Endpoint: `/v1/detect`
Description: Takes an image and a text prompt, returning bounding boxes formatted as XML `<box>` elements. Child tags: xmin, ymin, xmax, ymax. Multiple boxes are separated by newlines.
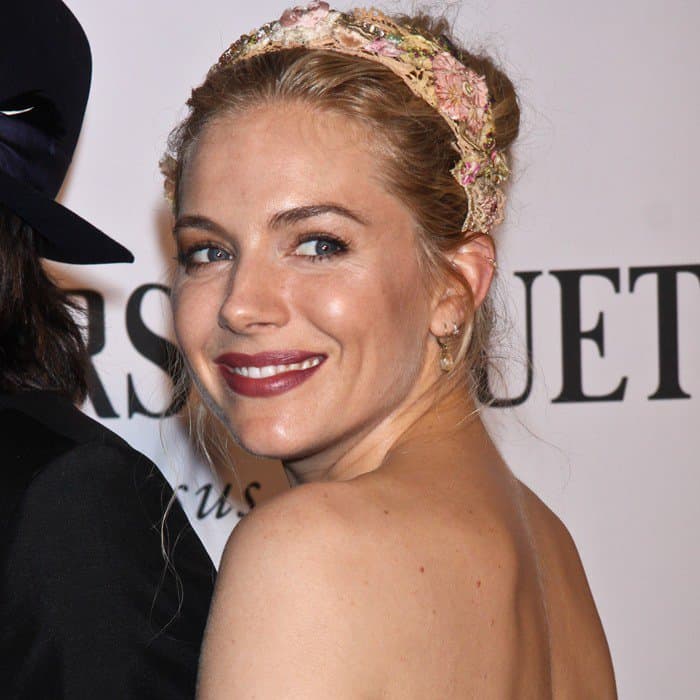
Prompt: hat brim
<box><xmin>0</xmin><ymin>169</ymin><xmax>133</xmax><ymax>264</ymax></box>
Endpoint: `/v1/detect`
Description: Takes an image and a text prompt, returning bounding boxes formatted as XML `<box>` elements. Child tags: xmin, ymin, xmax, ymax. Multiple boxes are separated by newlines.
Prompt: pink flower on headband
<box><xmin>363</xmin><ymin>37</ymin><xmax>405</xmax><ymax>57</ymax></box>
<box><xmin>455</xmin><ymin>160</ymin><xmax>482</xmax><ymax>185</ymax></box>
<box><xmin>280</xmin><ymin>1</ymin><xmax>330</xmax><ymax>28</ymax></box>
<box><xmin>433</xmin><ymin>52</ymin><xmax>490</xmax><ymax>135</ymax></box>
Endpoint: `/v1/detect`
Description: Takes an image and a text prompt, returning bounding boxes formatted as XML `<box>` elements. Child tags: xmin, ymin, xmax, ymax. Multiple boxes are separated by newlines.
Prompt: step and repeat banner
<box><xmin>53</xmin><ymin>1</ymin><xmax>698</xmax><ymax>697</ymax></box>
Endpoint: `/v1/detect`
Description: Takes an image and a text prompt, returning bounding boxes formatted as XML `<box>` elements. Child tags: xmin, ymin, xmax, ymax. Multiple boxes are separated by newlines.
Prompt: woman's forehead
<box><xmin>180</xmin><ymin>103</ymin><xmax>398</xmax><ymax>219</ymax></box>
<box><xmin>197</xmin><ymin>101</ymin><xmax>375</xmax><ymax>162</ymax></box>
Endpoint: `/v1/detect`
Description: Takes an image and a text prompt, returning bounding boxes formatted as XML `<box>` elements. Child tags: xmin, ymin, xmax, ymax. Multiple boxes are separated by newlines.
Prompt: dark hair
<box><xmin>0</xmin><ymin>204</ymin><xmax>88</xmax><ymax>402</ymax></box>
<box><xmin>161</xmin><ymin>11</ymin><xmax>520</xmax><ymax>399</ymax></box>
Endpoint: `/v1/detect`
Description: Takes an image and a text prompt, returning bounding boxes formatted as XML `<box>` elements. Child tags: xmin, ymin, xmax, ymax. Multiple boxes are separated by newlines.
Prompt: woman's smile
<box><xmin>215</xmin><ymin>350</ymin><xmax>327</xmax><ymax>397</ymax></box>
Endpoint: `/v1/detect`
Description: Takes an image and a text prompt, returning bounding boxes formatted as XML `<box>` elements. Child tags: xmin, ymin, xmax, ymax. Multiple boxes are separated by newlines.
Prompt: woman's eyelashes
<box><xmin>292</xmin><ymin>233</ymin><xmax>349</xmax><ymax>262</ymax></box>
<box><xmin>176</xmin><ymin>232</ymin><xmax>350</xmax><ymax>270</ymax></box>
<box><xmin>177</xmin><ymin>242</ymin><xmax>232</xmax><ymax>270</ymax></box>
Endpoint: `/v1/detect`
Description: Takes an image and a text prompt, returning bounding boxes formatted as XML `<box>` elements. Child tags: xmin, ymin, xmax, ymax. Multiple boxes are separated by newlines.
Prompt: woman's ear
<box><xmin>451</xmin><ymin>233</ymin><xmax>496</xmax><ymax>310</ymax></box>
<box><xmin>429</xmin><ymin>233</ymin><xmax>496</xmax><ymax>338</ymax></box>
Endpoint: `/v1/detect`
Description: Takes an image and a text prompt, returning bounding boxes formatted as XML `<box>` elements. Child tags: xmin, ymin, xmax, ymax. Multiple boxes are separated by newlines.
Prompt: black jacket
<box><xmin>0</xmin><ymin>391</ymin><xmax>215</xmax><ymax>698</ymax></box>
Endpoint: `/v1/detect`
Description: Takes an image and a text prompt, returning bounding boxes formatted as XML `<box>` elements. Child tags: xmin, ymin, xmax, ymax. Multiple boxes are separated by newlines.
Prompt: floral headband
<box><xmin>218</xmin><ymin>2</ymin><xmax>509</xmax><ymax>235</ymax></box>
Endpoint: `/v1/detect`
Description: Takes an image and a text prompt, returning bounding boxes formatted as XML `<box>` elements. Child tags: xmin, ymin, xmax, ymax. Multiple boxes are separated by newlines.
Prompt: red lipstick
<box><xmin>214</xmin><ymin>350</ymin><xmax>326</xmax><ymax>398</ymax></box>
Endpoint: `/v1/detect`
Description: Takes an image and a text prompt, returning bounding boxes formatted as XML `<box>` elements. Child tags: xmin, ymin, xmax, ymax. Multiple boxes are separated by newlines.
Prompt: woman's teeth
<box><xmin>227</xmin><ymin>356</ymin><xmax>323</xmax><ymax>378</ymax></box>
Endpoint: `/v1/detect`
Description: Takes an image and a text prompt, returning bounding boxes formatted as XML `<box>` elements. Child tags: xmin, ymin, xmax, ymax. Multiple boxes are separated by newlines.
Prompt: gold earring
<box><xmin>437</xmin><ymin>337</ymin><xmax>454</xmax><ymax>372</ymax></box>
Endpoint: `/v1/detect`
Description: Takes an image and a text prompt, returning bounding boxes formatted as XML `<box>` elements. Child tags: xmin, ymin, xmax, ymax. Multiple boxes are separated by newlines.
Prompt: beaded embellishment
<box><xmin>218</xmin><ymin>2</ymin><xmax>510</xmax><ymax>235</ymax></box>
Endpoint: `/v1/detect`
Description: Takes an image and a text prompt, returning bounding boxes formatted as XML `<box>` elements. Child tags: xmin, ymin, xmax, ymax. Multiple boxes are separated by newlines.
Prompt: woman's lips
<box><xmin>214</xmin><ymin>350</ymin><xmax>327</xmax><ymax>398</ymax></box>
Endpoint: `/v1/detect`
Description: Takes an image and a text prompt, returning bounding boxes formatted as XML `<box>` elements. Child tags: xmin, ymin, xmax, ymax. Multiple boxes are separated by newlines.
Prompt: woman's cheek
<box><xmin>172</xmin><ymin>279</ymin><xmax>217</xmax><ymax>358</ymax></box>
<box><xmin>292</xmin><ymin>266</ymin><xmax>370</xmax><ymax>325</ymax></box>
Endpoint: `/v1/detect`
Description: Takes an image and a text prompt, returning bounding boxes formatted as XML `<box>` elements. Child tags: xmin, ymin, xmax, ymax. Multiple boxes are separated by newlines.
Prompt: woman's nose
<box><xmin>217</xmin><ymin>253</ymin><xmax>289</xmax><ymax>334</ymax></box>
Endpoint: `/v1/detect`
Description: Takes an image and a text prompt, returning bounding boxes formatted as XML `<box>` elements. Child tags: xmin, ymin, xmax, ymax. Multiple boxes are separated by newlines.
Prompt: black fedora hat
<box><xmin>0</xmin><ymin>0</ymin><xmax>133</xmax><ymax>264</ymax></box>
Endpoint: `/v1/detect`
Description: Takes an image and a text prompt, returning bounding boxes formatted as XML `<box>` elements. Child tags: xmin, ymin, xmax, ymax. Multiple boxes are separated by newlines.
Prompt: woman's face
<box><xmin>172</xmin><ymin>101</ymin><xmax>442</xmax><ymax>463</ymax></box>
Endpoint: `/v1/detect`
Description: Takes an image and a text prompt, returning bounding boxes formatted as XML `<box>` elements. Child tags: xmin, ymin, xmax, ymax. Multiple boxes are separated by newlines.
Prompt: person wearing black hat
<box><xmin>0</xmin><ymin>2</ymin><xmax>215</xmax><ymax>697</ymax></box>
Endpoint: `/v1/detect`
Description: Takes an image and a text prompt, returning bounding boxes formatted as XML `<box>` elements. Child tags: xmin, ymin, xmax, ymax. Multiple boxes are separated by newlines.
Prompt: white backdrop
<box><xmin>52</xmin><ymin>1</ymin><xmax>700</xmax><ymax>697</ymax></box>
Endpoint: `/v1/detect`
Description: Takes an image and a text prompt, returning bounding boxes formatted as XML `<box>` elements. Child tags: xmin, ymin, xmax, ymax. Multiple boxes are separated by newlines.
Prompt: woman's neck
<box><xmin>283</xmin><ymin>383</ymin><xmax>486</xmax><ymax>486</ymax></box>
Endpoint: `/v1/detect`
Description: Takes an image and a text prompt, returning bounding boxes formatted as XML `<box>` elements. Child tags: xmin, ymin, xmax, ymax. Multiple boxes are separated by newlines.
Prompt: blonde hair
<box><xmin>161</xmin><ymin>11</ymin><xmax>520</xmax><ymax>400</ymax></box>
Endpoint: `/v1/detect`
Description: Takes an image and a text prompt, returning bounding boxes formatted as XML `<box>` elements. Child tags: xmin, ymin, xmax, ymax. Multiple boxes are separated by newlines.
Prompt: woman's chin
<box><xmin>235</xmin><ymin>441</ymin><xmax>315</xmax><ymax>465</ymax></box>
<box><xmin>229</xmin><ymin>420</ymin><xmax>320</xmax><ymax>463</ymax></box>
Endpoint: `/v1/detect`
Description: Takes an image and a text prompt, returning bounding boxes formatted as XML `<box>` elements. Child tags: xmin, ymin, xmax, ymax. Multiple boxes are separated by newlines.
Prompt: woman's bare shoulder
<box><xmin>214</xmin><ymin>481</ymin><xmax>372</xmax><ymax>621</ymax></box>
<box><xmin>199</xmin><ymin>483</ymin><xmax>387</xmax><ymax>698</ymax></box>
<box><xmin>519</xmin><ymin>482</ymin><xmax>603</xmax><ymax>599</ymax></box>
<box><xmin>201</xmin><ymin>480</ymin><xmax>525</xmax><ymax>697</ymax></box>
<box><xmin>519</xmin><ymin>482</ymin><xmax>618</xmax><ymax>698</ymax></box>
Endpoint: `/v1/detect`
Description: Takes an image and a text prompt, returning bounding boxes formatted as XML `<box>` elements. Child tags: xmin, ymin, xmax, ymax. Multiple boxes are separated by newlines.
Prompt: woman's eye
<box><xmin>188</xmin><ymin>247</ymin><xmax>231</xmax><ymax>265</ymax></box>
<box><xmin>294</xmin><ymin>237</ymin><xmax>346</xmax><ymax>259</ymax></box>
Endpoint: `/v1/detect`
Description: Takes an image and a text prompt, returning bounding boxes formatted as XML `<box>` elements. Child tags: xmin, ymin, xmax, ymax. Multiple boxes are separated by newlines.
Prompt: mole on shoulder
<box><xmin>419</xmin><ymin>566</ymin><xmax>425</xmax><ymax>573</ymax></box>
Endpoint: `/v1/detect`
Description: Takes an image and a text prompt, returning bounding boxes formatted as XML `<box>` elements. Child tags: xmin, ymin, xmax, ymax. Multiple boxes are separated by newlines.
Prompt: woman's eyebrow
<box><xmin>268</xmin><ymin>204</ymin><xmax>368</xmax><ymax>229</ymax></box>
<box><xmin>172</xmin><ymin>214</ymin><xmax>227</xmax><ymax>236</ymax></box>
<box><xmin>173</xmin><ymin>205</ymin><xmax>368</xmax><ymax>237</ymax></box>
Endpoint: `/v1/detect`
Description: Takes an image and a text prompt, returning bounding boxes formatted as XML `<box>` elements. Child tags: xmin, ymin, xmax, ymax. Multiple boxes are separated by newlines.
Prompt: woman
<box><xmin>163</xmin><ymin>4</ymin><xmax>617</xmax><ymax>696</ymax></box>
<box><xmin>0</xmin><ymin>2</ymin><xmax>214</xmax><ymax>697</ymax></box>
